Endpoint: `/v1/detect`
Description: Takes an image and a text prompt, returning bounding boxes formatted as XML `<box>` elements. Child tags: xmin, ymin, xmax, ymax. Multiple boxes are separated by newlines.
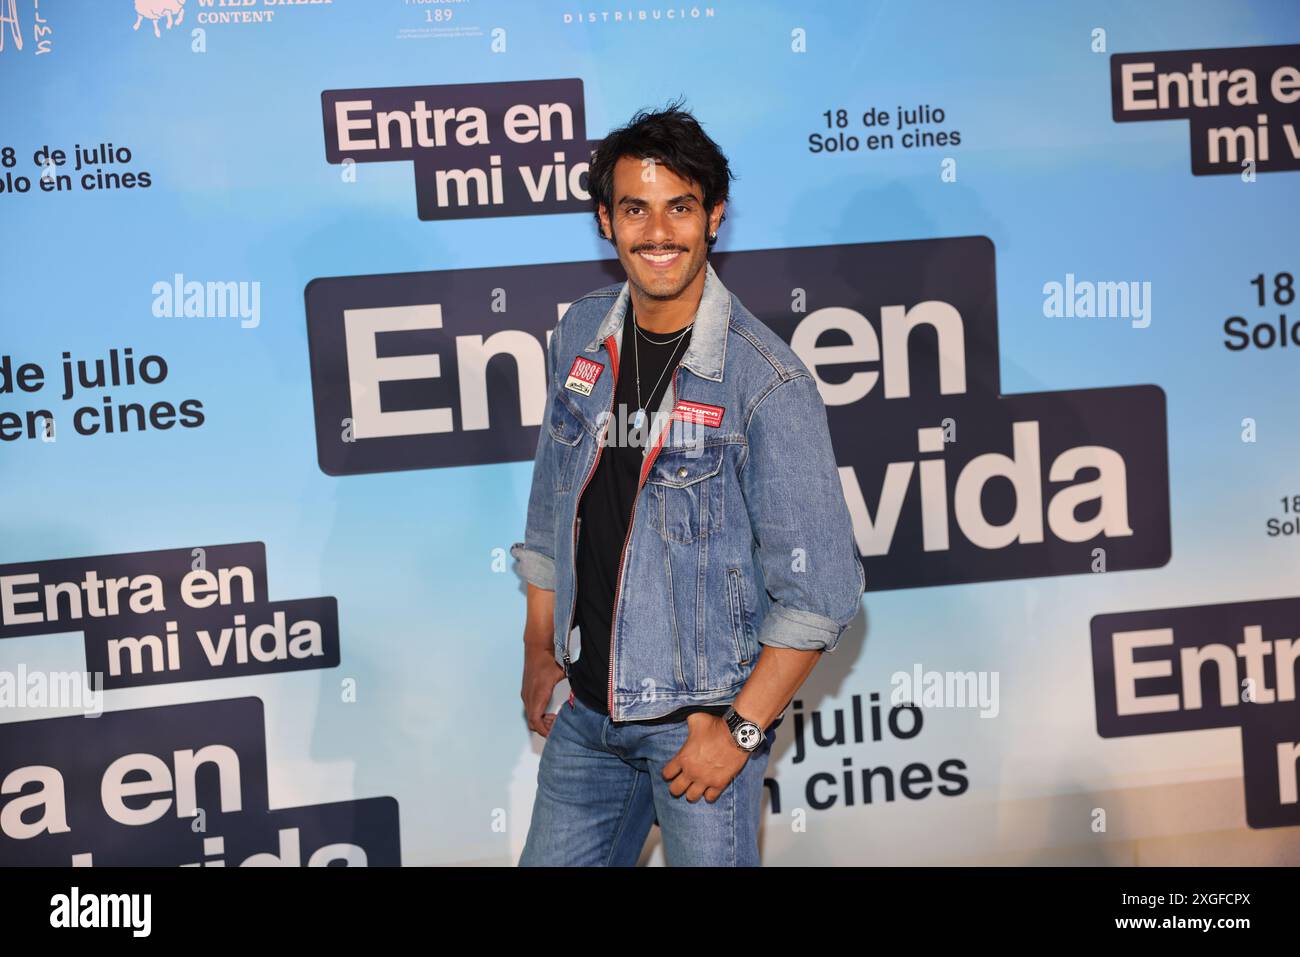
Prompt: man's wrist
<box><xmin>731</xmin><ymin>697</ymin><xmax>777</xmax><ymax>732</ymax></box>
<box><xmin>701</xmin><ymin>713</ymin><xmax>750</xmax><ymax>755</ymax></box>
<box><xmin>722</xmin><ymin>705</ymin><xmax>764</xmax><ymax>752</ymax></box>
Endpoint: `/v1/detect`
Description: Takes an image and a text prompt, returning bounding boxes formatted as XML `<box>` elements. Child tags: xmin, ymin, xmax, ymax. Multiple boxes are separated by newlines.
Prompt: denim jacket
<box><xmin>511</xmin><ymin>259</ymin><xmax>865</xmax><ymax>721</ymax></box>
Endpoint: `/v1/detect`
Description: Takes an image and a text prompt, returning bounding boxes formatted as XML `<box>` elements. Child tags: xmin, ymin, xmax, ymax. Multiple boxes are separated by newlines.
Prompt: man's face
<box><xmin>598</xmin><ymin>155</ymin><xmax>723</xmax><ymax>301</ymax></box>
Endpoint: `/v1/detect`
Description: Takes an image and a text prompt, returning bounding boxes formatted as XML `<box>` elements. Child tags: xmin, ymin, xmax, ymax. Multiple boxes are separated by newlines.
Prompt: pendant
<box><xmin>632</xmin><ymin>408</ymin><xmax>646</xmax><ymax>429</ymax></box>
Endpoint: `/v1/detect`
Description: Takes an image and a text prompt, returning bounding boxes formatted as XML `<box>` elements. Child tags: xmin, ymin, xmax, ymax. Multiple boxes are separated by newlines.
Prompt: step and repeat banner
<box><xmin>1</xmin><ymin>1</ymin><xmax>1298</xmax><ymax>866</ymax></box>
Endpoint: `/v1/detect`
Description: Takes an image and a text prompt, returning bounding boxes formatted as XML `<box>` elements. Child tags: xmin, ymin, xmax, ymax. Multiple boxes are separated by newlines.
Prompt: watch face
<box><xmin>734</xmin><ymin>721</ymin><xmax>762</xmax><ymax>751</ymax></box>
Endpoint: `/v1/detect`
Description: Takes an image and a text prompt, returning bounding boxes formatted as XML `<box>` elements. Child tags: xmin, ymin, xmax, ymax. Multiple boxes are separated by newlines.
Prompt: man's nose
<box><xmin>644</xmin><ymin>208</ymin><xmax>675</xmax><ymax>244</ymax></box>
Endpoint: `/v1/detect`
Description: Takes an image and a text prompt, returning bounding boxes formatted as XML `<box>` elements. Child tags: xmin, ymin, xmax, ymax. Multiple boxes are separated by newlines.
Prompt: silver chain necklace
<box><xmin>631</xmin><ymin>311</ymin><xmax>692</xmax><ymax>431</ymax></box>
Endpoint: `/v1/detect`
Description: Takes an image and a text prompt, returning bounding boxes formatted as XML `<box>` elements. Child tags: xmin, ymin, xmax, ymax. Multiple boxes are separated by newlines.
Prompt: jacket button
<box><xmin>677</xmin><ymin>466</ymin><xmax>689</xmax><ymax>478</ymax></box>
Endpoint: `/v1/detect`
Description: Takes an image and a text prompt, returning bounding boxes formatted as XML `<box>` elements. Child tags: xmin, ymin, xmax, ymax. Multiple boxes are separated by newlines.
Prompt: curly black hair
<box><xmin>587</xmin><ymin>95</ymin><xmax>735</xmax><ymax>249</ymax></box>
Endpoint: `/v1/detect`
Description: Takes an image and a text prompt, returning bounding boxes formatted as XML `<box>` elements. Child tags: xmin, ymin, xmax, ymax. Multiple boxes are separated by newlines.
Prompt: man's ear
<box><xmin>709</xmin><ymin>200</ymin><xmax>726</xmax><ymax>234</ymax></box>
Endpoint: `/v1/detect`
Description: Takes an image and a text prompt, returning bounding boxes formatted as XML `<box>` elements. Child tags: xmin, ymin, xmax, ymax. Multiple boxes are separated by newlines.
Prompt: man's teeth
<box><xmin>639</xmin><ymin>251</ymin><xmax>680</xmax><ymax>263</ymax></box>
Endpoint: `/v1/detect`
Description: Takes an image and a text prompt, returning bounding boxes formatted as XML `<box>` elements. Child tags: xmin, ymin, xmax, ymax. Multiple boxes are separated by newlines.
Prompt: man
<box><xmin>511</xmin><ymin>101</ymin><xmax>864</xmax><ymax>866</ymax></box>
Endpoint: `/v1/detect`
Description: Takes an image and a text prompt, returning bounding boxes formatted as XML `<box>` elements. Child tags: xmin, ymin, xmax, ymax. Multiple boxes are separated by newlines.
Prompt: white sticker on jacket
<box><xmin>564</xmin><ymin>356</ymin><xmax>604</xmax><ymax>396</ymax></box>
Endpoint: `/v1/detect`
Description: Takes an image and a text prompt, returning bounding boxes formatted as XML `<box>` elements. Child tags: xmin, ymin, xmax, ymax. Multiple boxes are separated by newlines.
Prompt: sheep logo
<box><xmin>133</xmin><ymin>0</ymin><xmax>186</xmax><ymax>39</ymax></box>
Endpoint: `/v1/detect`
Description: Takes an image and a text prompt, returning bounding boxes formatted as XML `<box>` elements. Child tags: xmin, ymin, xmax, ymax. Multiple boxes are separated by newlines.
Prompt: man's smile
<box><xmin>636</xmin><ymin>249</ymin><xmax>685</xmax><ymax>268</ymax></box>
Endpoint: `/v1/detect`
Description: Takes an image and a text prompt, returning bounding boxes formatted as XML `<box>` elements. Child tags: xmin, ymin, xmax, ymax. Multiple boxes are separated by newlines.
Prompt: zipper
<box><xmin>564</xmin><ymin>333</ymin><xmax>621</xmax><ymax>679</ymax></box>
<box><xmin>608</xmin><ymin>363</ymin><xmax>682</xmax><ymax>718</ymax></box>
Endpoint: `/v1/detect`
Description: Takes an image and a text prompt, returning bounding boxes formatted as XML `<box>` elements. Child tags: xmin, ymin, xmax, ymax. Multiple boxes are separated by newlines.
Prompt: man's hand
<box><xmin>520</xmin><ymin>582</ymin><xmax>561</xmax><ymax>737</ymax></box>
<box><xmin>661</xmin><ymin>713</ymin><xmax>750</xmax><ymax>802</ymax></box>
<box><xmin>521</xmin><ymin>642</ymin><xmax>565</xmax><ymax>737</ymax></box>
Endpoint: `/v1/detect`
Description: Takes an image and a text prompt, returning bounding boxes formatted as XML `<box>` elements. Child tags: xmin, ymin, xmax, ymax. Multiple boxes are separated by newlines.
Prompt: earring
<box><xmin>709</xmin><ymin>232</ymin><xmax>717</xmax><ymax>240</ymax></box>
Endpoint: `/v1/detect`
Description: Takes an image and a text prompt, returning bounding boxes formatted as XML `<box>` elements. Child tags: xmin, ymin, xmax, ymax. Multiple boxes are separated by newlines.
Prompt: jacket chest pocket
<box><xmin>547</xmin><ymin>394</ymin><xmax>586</xmax><ymax>492</ymax></box>
<box><xmin>646</xmin><ymin>444</ymin><xmax>725</xmax><ymax>543</ymax></box>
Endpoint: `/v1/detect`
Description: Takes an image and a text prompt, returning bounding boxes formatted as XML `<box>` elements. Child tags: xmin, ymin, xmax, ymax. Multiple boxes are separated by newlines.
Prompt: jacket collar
<box><xmin>582</xmin><ymin>259</ymin><xmax>731</xmax><ymax>382</ymax></box>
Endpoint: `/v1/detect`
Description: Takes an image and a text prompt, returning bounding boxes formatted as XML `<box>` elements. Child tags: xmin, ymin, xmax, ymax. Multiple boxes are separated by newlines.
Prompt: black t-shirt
<box><xmin>569</xmin><ymin>309</ymin><xmax>730</xmax><ymax>725</ymax></box>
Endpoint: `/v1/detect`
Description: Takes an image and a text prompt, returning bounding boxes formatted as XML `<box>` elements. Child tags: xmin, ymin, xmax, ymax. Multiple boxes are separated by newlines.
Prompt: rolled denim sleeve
<box><xmin>509</xmin><ymin>317</ymin><xmax>564</xmax><ymax>591</ymax></box>
<box><xmin>739</xmin><ymin>371</ymin><xmax>865</xmax><ymax>654</ymax></box>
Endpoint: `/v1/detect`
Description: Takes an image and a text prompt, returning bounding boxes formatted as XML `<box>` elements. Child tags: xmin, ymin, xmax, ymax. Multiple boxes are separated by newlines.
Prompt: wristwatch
<box><xmin>723</xmin><ymin>705</ymin><xmax>763</xmax><ymax>752</ymax></box>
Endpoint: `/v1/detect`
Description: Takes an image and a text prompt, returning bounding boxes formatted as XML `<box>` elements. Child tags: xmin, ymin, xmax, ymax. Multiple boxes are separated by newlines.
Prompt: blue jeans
<box><xmin>519</xmin><ymin>692</ymin><xmax>777</xmax><ymax>866</ymax></box>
